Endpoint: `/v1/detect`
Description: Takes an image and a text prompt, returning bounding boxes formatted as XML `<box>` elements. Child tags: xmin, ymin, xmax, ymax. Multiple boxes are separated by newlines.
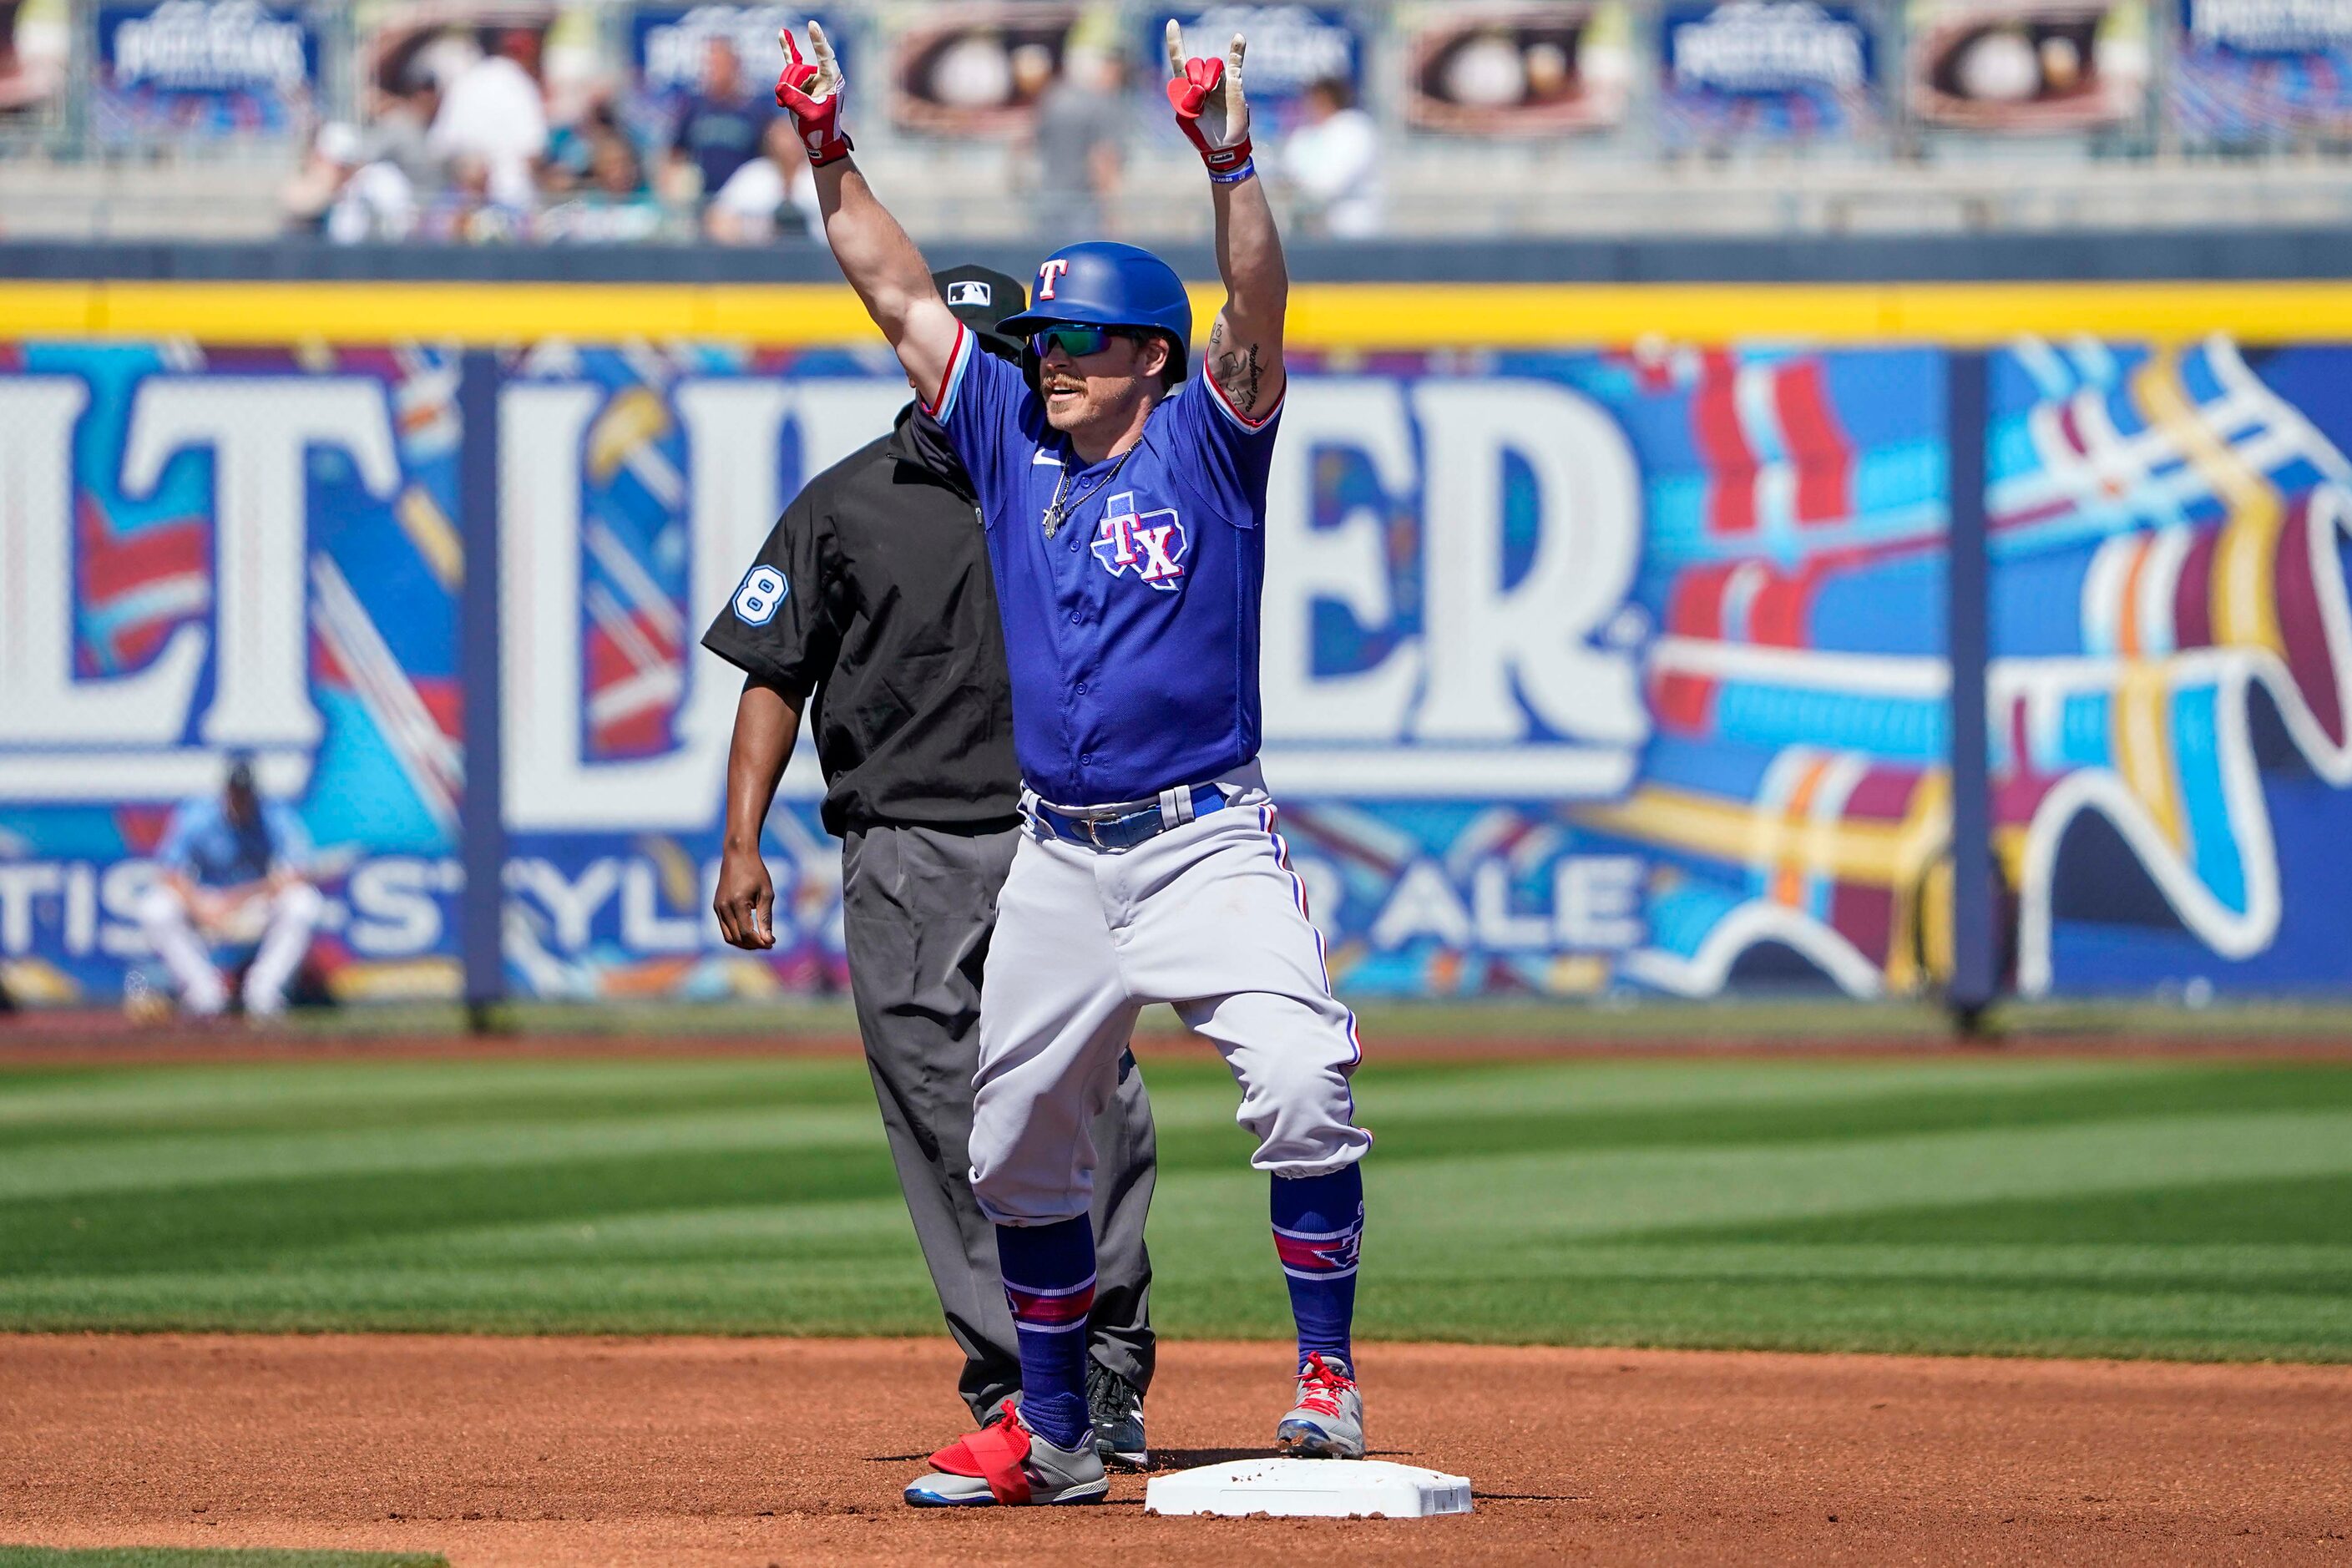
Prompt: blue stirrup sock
<box><xmin>994</xmin><ymin>1216</ymin><xmax>1095</xmax><ymax>1451</ymax></box>
<box><xmin>1271</xmin><ymin>1164</ymin><xmax>1363</xmax><ymax>1373</ymax></box>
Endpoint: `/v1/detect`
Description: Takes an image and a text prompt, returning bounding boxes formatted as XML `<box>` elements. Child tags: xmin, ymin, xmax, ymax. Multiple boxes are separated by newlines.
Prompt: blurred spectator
<box><xmin>668</xmin><ymin>38</ymin><xmax>772</xmax><ymax>202</ymax></box>
<box><xmin>281</xmin><ymin>122</ymin><xmax>417</xmax><ymax>243</ymax></box>
<box><xmin>544</xmin><ymin>96</ymin><xmax>624</xmax><ymax>201</ymax></box>
<box><xmin>136</xmin><ymin>754</ymin><xmax>321</xmax><ymax>1020</ymax></box>
<box><xmin>541</xmin><ymin>125</ymin><xmax>665</xmax><ymax>243</ymax></box>
<box><xmin>1282</xmin><ymin>75</ymin><xmax>1382</xmax><ymax>238</ymax></box>
<box><xmin>706</xmin><ymin>116</ymin><xmax>820</xmax><ymax>245</ymax></box>
<box><xmin>362</xmin><ymin>73</ymin><xmax>438</xmax><ymax>187</ymax></box>
<box><xmin>1029</xmin><ymin>44</ymin><xmax>1125</xmax><ymax>238</ymax></box>
<box><xmin>419</xmin><ymin>154</ymin><xmax>528</xmax><ymax>244</ymax></box>
<box><xmin>425</xmin><ymin>28</ymin><xmax>548</xmax><ymax>209</ymax></box>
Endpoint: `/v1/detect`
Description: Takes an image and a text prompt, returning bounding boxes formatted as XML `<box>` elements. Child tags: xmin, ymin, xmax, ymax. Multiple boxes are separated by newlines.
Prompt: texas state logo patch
<box><xmin>1090</xmin><ymin>492</ymin><xmax>1188</xmax><ymax>591</ymax></box>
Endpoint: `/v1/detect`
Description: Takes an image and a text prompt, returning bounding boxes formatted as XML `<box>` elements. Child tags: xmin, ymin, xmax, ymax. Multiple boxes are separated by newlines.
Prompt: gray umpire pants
<box><xmin>840</xmin><ymin>821</ymin><xmax>1157</xmax><ymax>1422</ymax></box>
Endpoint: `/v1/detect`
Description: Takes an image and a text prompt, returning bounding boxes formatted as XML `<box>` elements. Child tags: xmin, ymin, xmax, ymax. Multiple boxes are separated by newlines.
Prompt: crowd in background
<box><xmin>281</xmin><ymin>25</ymin><xmax>1379</xmax><ymax>246</ymax></box>
<box><xmin>282</xmin><ymin>30</ymin><xmax>822</xmax><ymax>245</ymax></box>
<box><xmin>14</xmin><ymin>0</ymin><xmax>2348</xmax><ymax>247</ymax></box>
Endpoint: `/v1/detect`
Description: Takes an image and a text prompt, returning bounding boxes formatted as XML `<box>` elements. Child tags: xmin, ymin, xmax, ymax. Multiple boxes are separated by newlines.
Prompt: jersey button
<box><xmin>1069</xmin><ymin>612</ymin><xmax>1080</xmax><ymax>623</ymax></box>
<box><xmin>1075</xmin><ymin>683</ymin><xmax>1087</xmax><ymax>694</ymax></box>
<box><xmin>1080</xmin><ymin>754</ymin><xmax>1092</xmax><ymax>766</ymax></box>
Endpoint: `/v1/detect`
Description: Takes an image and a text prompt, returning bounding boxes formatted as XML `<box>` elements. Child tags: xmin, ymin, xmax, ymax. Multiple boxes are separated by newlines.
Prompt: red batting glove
<box><xmin>1165</xmin><ymin>23</ymin><xmax>1254</xmax><ymax>180</ymax></box>
<box><xmin>775</xmin><ymin>23</ymin><xmax>852</xmax><ymax>167</ymax></box>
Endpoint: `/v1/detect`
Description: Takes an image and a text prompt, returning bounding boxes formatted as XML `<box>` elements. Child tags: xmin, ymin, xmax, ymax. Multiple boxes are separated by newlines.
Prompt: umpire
<box><xmin>701</xmin><ymin>265</ymin><xmax>1156</xmax><ymax>1467</ymax></box>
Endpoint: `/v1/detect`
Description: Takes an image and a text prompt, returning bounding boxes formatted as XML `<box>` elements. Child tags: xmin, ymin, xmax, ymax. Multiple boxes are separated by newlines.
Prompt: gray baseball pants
<box><xmin>840</xmin><ymin>821</ymin><xmax>1157</xmax><ymax>1422</ymax></box>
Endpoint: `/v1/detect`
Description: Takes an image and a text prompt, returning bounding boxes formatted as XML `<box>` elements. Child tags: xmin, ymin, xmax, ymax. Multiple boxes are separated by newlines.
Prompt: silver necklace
<box><xmin>1041</xmin><ymin>444</ymin><xmax>1138</xmax><ymax>539</ymax></box>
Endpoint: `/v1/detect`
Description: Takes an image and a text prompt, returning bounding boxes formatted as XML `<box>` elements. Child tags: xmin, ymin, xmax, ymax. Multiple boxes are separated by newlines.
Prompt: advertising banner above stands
<box><xmin>1144</xmin><ymin>5</ymin><xmax>1365</xmax><ymax>130</ymax></box>
<box><xmin>2170</xmin><ymin>0</ymin><xmax>2352</xmax><ymax>144</ymax></box>
<box><xmin>628</xmin><ymin>2</ymin><xmax>852</xmax><ymax>119</ymax></box>
<box><xmin>1657</xmin><ymin>0</ymin><xmax>1882</xmax><ymax>148</ymax></box>
<box><xmin>1399</xmin><ymin>2</ymin><xmax>1634</xmax><ymax>133</ymax></box>
<box><xmin>0</xmin><ymin>0</ymin><xmax>68</xmax><ymax>125</ymax></box>
<box><xmin>3</xmin><ymin>287</ymin><xmax>2351</xmax><ymax>1007</ymax></box>
<box><xmin>1905</xmin><ymin>0</ymin><xmax>2150</xmax><ymax>133</ymax></box>
<box><xmin>884</xmin><ymin>0</ymin><xmax>1097</xmax><ymax>137</ymax></box>
<box><xmin>94</xmin><ymin>0</ymin><xmax>319</xmax><ymax>142</ymax></box>
<box><xmin>358</xmin><ymin>2</ymin><xmax>562</xmax><ymax>118</ymax></box>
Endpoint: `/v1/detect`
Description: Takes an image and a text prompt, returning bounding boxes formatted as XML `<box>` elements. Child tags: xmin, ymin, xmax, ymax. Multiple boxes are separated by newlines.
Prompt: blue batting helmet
<box><xmin>997</xmin><ymin>241</ymin><xmax>1192</xmax><ymax>377</ymax></box>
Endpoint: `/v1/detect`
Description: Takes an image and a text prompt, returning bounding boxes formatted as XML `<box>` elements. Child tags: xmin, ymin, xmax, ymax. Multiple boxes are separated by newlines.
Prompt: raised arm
<box><xmin>1167</xmin><ymin>23</ymin><xmax>1287</xmax><ymax>422</ymax></box>
<box><xmin>776</xmin><ymin>25</ymin><xmax>960</xmax><ymax>405</ymax></box>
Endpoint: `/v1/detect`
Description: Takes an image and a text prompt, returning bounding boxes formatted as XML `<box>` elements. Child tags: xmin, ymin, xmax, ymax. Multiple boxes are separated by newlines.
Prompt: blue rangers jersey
<box><xmin>926</xmin><ymin>323</ymin><xmax>1284</xmax><ymax>807</ymax></box>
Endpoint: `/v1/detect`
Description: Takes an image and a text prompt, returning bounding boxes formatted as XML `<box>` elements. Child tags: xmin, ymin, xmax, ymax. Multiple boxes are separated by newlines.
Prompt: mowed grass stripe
<box><xmin>14</xmin><ymin>1060</ymin><xmax>2342</xmax><ymax>1206</ymax></box>
<box><xmin>0</xmin><ymin>1259</ymin><xmax>966</xmax><ymax>1337</ymax></box>
<box><xmin>1347</xmin><ymin>1110</ymin><xmax>2352</xmax><ymax>1252</ymax></box>
<box><xmin>8</xmin><ymin>1055</ymin><xmax>2330</xmax><ymax>1155</ymax></box>
<box><xmin>0</xmin><ymin>1060</ymin><xmax>878</xmax><ymax>1141</ymax></box>
<box><xmin>1</xmin><ymin>1056</ymin><xmax>2348</xmax><ymax>1360</ymax></box>
<box><xmin>0</xmin><ymin>1141</ymin><xmax>908</xmax><ymax>1272</ymax></box>
<box><xmin>0</xmin><ymin>1055</ymin><xmax>2216</xmax><ymax>1136</ymax></box>
<box><xmin>1336</xmin><ymin>1062</ymin><xmax>2352</xmax><ymax>1165</ymax></box>
<box><xmin>0</xmin><ymin>1105</ymin><xmax>892</xmax><ymax>1202</ymax></box>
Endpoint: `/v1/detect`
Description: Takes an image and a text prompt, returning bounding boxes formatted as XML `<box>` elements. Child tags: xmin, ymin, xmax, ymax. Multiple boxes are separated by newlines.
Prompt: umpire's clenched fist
<box><xmin>713</xmin><ymin>844</ymin><xmax>776</xmax><ymax>949</ymax></box>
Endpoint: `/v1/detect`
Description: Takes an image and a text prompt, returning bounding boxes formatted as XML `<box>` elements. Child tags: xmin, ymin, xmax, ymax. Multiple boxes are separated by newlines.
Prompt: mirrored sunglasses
<box><xmin>1030</xmin><ymin>324</ymin><xmax>1136</xmax><ymax>358</ymax></box>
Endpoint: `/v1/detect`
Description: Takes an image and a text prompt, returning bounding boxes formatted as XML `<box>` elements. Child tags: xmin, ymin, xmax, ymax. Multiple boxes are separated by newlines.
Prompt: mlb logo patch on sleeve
<box><xmin>945</xmin><ymin>281</ymin><xmax>993</xmax><ymax>307</ymax></box>
<box><xmin>733</xmin><ymin>564</ymin><xmax>787</xmax><ymax>625</ymax></box>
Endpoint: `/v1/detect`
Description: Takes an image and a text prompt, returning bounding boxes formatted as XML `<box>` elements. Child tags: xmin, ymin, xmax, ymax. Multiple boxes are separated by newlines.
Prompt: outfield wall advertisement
<box><xmin>3</xmin><ymin>301</ymin><xmax>2350</xmax><ymax>1005</ymax></box>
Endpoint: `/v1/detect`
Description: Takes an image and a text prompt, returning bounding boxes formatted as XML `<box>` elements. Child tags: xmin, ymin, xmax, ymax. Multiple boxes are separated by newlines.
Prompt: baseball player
<box><xmin>771</xmin><ymin>18</ymin><xmax>1371</xmax><ymax>1508</ymax></box>
<box><xmin>136</xmin><ymin>752</ymin><xmax>323</xmax><ymax>1019</ymax></box>
<box><xmin>701</xmin><ymin>265</ymin><xmax>1160</xmax><ymax>1469</ymax></box>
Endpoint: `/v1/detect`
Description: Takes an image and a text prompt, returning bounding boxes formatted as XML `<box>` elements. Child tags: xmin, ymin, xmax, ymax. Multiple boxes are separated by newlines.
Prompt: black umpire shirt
<box><xmin>701</xmin><ymin>406</ymin><xmax>1022</xmax><ymax>837</ymax></box>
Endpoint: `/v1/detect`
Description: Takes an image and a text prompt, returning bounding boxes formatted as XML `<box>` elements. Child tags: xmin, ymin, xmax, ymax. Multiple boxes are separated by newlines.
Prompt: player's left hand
<box><xmin>1166</xmin><ymin>23</ymin><xmax>1252</xmax><ymax>175</ymax></box>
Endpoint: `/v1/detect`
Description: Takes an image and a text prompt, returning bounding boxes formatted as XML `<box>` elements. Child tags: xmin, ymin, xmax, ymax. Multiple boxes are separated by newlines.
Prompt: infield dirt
<box><xmin>2</xmin><ymin>1335</ymin><xmax>2346</xmax><ymax>1565</ymax></box>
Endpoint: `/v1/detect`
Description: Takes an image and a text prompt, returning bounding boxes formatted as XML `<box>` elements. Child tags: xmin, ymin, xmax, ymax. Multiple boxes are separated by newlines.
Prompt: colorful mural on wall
<box><xmin>2</xmin><ymin>331</ymin><xmax>2348</xmax><ymax>1006</ymax></box>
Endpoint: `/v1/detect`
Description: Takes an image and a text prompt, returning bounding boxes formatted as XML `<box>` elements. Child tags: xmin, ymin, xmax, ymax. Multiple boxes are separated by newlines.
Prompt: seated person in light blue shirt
<box><xmin>137</xmin><ymin>753</ymin><xmax>322</xmax><ymax>1019</ymax></box>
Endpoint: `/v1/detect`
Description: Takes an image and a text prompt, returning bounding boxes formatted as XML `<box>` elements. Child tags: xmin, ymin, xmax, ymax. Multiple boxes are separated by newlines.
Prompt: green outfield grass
<box><xmin>2</xmin><ymin>1051</ymin><xmax>2349</xmax><ymax>1362</ymax></box>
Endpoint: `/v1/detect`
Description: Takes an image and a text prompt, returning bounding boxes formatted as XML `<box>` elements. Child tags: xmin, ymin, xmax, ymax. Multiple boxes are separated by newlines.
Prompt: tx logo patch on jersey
<box><xmin>1090</xmin><ymin>493</ymin><xmax>1187</xmax><ymax>591</ymax></box>
<box><xmin>731</xmin><ymin>564</ymin><xmax>787</xmax><ymax>625</ymax></box>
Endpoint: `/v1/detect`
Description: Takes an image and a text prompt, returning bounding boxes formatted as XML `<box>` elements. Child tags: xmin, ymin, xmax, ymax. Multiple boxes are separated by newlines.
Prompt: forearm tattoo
<box><xmin>1207</xmin><ymin>318</ymin><xmax>1266</xmax><ymax>417</ymax></box>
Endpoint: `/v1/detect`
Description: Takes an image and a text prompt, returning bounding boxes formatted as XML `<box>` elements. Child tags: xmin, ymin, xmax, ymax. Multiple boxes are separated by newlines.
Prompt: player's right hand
<box><xmin>713</xmin><ymin>847</ymin><xmax>776</xmax><ymax>951</ymax></box>
<box><xmin>776</xmin><ymin>22</ymin><xmax>851</xmax><ymax>166</ymax></box>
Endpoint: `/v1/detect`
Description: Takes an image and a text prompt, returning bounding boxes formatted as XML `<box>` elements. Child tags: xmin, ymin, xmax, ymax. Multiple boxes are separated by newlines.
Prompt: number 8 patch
<box><xmin>732</xmin><ymin>564</ymin><xmax>787</xmax><ymax>625</ymax></box>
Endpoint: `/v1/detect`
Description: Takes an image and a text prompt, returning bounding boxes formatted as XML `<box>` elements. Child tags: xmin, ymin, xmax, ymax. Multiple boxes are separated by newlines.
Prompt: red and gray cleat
<box><xmin>1275</xmin><ymin>1352</ymin><xmax>1365</xmax><ymax>1459</ymax></box>
<box><xmin>903</xmin><ymin>1404</ymin><xmax>1109</xmax><ymax>1507</ymax></box>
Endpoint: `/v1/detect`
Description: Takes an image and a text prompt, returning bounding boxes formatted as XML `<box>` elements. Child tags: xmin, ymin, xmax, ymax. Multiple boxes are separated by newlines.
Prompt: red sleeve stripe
<box><xmin>1202</xmin><ymin>358</ymin><xmax>1282</xmax><ymax>432</ymax></box>
<box><xmin>920</xmin><ymin>321</ymin><xmax>972</xmax><ymax>420</ymax></box>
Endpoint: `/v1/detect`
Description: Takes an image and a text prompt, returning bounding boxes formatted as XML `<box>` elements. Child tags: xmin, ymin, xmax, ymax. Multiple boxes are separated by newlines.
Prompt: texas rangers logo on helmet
<box><xmin>1090</xmin><ymin>493</ymin><xmax>1187</xmax><ymax>591</ymax></box>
